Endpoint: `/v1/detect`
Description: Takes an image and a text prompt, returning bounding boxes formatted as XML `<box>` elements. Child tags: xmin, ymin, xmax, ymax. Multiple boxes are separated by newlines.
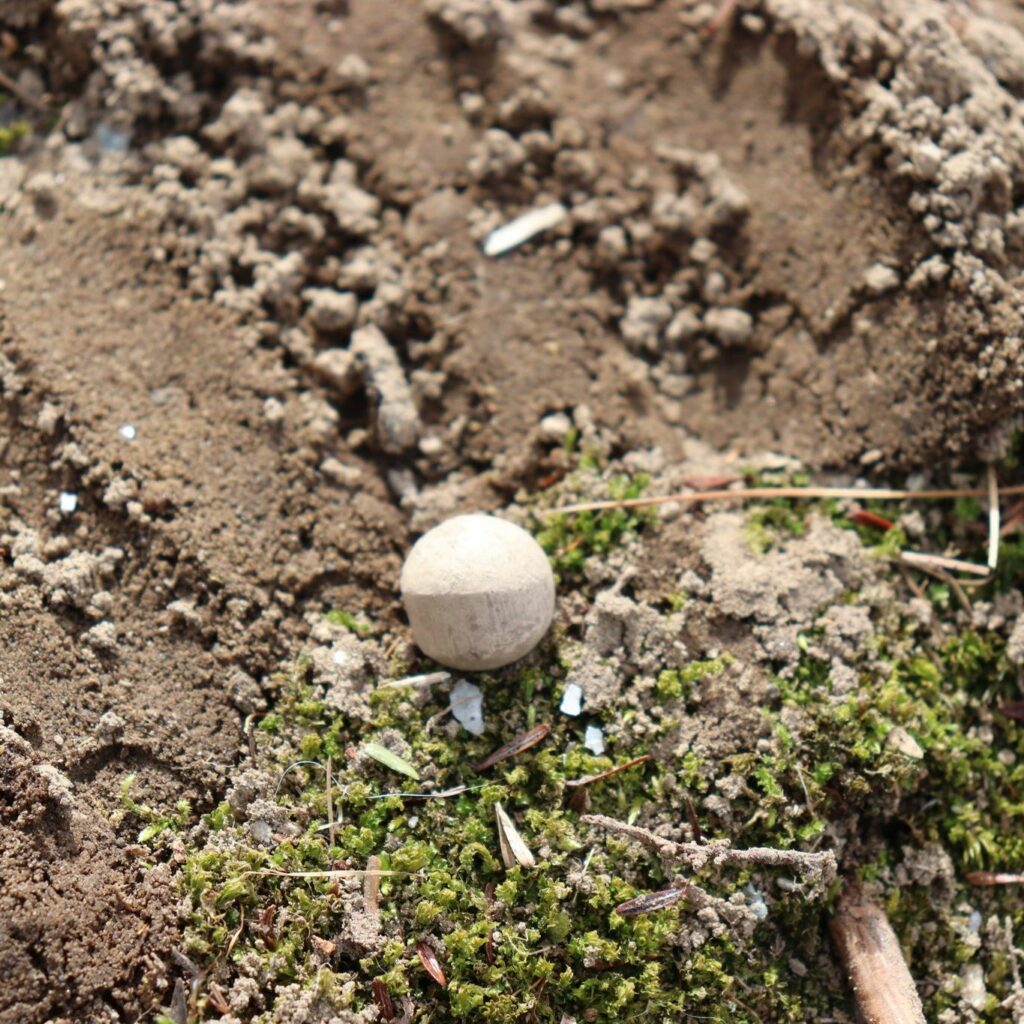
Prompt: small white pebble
<box><xmin>118</xmin><ymin>423</ymin><xmax>137</xmax><ymax>441</ymax></box>
<box><xmin>538</xmin><ymin>412</ymin><xmax>572</xmax><ymax>444</ymax></box>
<box><xmin>863</xmin><ymin>262</ymin><xmax>900</xmax><ymax>295</ymax></box>
<box><xmin>58</xmin><ymin>492</ymin><xmax>78</xmax><ymax>515</ymax></box>
<box><xmin>583</xmin><ymin>724</ymin><xmax>605</xmax><ymax>755</ymax></box>
<box><xmin>483</xmin><ymin>203</ymin><xmax>568</xmax><ymax>258</ymax></box>
<box><xmin>450</xmin><ymin>679</ymin><xmax>485</xmax><ymax>736</ymax></box>
<box><xmin>560</xmin><ymin>683</ymin><xmax>584</xmax><ymax>717</ymax></box>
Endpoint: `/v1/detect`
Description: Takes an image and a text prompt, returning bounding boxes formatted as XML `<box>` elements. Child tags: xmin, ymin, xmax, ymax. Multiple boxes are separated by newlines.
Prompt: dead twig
<box><xmin>474</xmin><ymin>723</ymin><xmax>551</xmax><ymax>772</ymax></box>
<box><xmin>897</xmin><ymin>555</ymin><xmax>974</xmax><ymax>611</ymax></box>
<box><xmin>829</xmin><ymin>888</ymin><xmax>925</xmax><ymax>1024</ymax></box>
<box><xmin>564</xmin><ymin>754</ymin><xmax>652</xmax><ymax>788</ymax></box>
<box><xmin>548</xmin><ymin>483</ymin><xmax>1024</xmax><ymax>517</ymax></box>
<box><xmin>582</xmin><ymin>814</ymin><xmax>837</xmax><ymax>895</ymax></box>
<box><xmin>0</xmin><ymin>66</ymin><xmax>45</xmax><ymax>111</ymax></box>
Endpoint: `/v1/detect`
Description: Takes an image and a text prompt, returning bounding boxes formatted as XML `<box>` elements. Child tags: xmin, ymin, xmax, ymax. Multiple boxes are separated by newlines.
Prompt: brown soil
<box><xmin>1</xmin><ymin>0</ymin><xmax>1023</xmax><ymax>1020</ymax></box>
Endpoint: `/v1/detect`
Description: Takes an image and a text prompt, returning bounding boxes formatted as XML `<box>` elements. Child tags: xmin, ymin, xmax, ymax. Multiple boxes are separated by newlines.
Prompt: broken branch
<box><xmin>829</xmin><ymin>888</ymin><xmax>925</xmax><ymax>1024</ymax></box>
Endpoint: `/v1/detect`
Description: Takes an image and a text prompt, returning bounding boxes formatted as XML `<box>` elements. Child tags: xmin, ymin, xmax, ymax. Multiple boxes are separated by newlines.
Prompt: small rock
<box><xmin>97</xmin><ymin>710</ymin><xmax>125</xmax><ymax>743</ymax></box>
<box><xmin>304</xmin><ymin>289</ymin><xmax>358</xmax><ymax>333</ymax></box>
<box><xmin>863</xmin><ymin>262</ymin><xmax>900</xmax><ymax>295</ymax></box>
<box><xmin>704</xmin><ymin>307</ymin><xmax>753</xmax><ymax>347</ymax></box>
<box><xmin>559</xmin><ymin>683</ymin><xmax>584</xmax><ymax>716</ymax></box>
<box><xmin>886</xmin><ymin>726</ymin><xmax>924</xmax><ymax>760</ymax></box>
<box><xmin>539</xmin><ymin>412</ymin><xmax>572</xmax><ymax>443</ymax></box>
<box><xmin>450</xmin><ymin>679</ymin><xmax>485</xmax><ymax>736</ymax></box>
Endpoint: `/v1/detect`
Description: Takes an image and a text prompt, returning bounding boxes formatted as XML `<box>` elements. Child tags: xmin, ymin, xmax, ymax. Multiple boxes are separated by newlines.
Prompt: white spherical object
<box><xmin>400</xmin><ymin>513</ymin><xmax>556</xmax><ymax>671</ymax></box>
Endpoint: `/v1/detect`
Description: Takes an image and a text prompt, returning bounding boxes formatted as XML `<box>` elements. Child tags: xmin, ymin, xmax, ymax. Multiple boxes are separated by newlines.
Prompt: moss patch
<box><xmin>127</xmin><ymin>464</ymin><xmax>1024</xmax><ymax>1023</ymax></box>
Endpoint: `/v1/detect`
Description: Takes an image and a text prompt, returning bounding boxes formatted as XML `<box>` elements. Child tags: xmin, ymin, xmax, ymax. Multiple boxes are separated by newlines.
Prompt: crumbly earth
<box><xmin>1</xmin><ymin>0</ymin><xmax>1024</xmax><ymax>1022</ymax></box>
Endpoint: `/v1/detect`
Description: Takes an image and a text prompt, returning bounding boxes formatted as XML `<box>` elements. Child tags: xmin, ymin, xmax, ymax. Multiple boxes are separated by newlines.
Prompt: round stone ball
<box><xmin>400</xmin><ymin>513</ymin><xmax>556</xmax><ymax>671</ymax></box>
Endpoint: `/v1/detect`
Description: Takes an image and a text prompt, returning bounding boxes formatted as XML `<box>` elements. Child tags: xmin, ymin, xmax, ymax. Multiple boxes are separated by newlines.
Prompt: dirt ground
<box><xmin>2</xmin><ymin>0</ymin><xmax>1024</xmax><ymax>1021</ymax></box>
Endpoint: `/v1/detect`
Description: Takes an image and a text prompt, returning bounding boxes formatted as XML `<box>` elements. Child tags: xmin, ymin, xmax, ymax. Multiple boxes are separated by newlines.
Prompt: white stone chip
<box><xmin>559</xmin><ymin>683</ymin><xmax>584</xmax><ymax>717</ymax></box>
<box><xmin>483</xmin><ymin>202</ymin><xmax>567</xmax><ymax>257</ymax></box>
<box><xmin>58</xmin><ymin>492</ymin><xmax>78</xmax><ymax>515</ymax></box>
<box><xmin>450</xmin><ymin>679</ymin><xmax>485</xmax><ymax>736</ymax></box>
<box><xmin>583</xmin><ymin>725</ymin><xmax>605</xmax><ymax>755</ymax></box>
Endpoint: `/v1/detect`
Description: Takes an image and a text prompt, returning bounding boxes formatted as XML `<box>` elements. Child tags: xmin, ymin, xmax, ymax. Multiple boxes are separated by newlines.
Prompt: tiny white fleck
<box><xmin>559</xmin><ymin>683</ymin><xmax>584</xmax><ymax>717</ymax></box>
<box><xmin>58</xmin><ymin>492</ymin><xmax>78</xmax><ymax>515</ymax></box>
<box><xmin>407</xmin><ymin>815</ymin><xmax>419</xmax><ymax>828</ymax></box>
<box><xmin>119</xmin><ymin>423</ymin><xmax>137</xmax><ymax>441</ymax></box>
<box><xmin>450</xmin><ymin>678</ymin><xmax>485</xmax><ymax>736</ymax></box>
<box><xmin>583</xmin><ymin>725</ymin><xmax>605</xmax><ymax>755</ymax></box>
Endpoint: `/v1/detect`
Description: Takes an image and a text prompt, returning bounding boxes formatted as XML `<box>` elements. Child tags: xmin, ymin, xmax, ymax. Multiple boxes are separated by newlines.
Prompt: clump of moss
<box><xmin>0</xmin><ymin>119</ymin><xmax>29</xmax><ymax>156</ymax></box>
<box><xmin>141</xmin><ymin>462</ymin><xmax>1024</xmax><ymax>1023</ymax></box>
<box><xmin>531</xmin><ymin>469</ymin><xmax>654</xmax><ymax>582</ymax></box>
<box><xmin>323</xmin><ymin>608</ymin><xmax>372</xmax><ymax>636</ymax></box>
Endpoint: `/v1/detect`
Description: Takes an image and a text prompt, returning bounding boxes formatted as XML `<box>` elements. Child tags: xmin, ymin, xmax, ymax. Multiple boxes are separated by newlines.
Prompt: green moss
<box><xmin>744</xmin><ymin>502</ymin><xmax>809</xmax><ymax>554</ymax></box>
<box><xmin>119</xmin><ymin>774</ymin><xmax>191</xmax><ymax>843</ymax></box>
<box><xmin>160</xmin><ymin>465</ymin><xmax>1024</xmax><ymax>1022</ymax></box>
<box><xmin>324</xmin><ymin>609</ymin><xmax>372</xmax><ymax>636</ymax></box>
<box><xmin>532</xmin><ymin>470</ymin><xmax>654</xmax><ymax>582</ymax></box>
<box><xmin>0</xmin><ymin>119</ymin><xmax>29</xmax><ymax>156</ymax></box>
<box><xmin>656</xmin><ymin>656</ymin><xmax>733</xmax><ymax>701</ymax></box>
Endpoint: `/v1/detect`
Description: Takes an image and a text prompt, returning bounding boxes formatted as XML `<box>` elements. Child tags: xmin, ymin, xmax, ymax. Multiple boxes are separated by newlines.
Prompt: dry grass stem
<box><xmin>325</xmin><ymin>754</ymin><xmax>336</xmax><ymax>849</ymax></box>
<box><xmin>364</xmin><ymin>855</ymin><xmax>382</xmax><ymax>917</ymax></box>
<box><xmin>988</xmin><ymin>464</ymin><xmax>1001</xmax><ymax>570</ymax></box>
<box><xmin>549</xmin><ymin>482</ymin><xmax>1024</xmax><ymax>517</ymax></box>
<box><xmin>378</xmin><ymin>671</ymin><xmax>451</xmax><ymax>690</ymax></box>
<box><xmin>829</xmin><ymin>888</ymin><xmax>925</xmax><ymax>1024</ymax></box>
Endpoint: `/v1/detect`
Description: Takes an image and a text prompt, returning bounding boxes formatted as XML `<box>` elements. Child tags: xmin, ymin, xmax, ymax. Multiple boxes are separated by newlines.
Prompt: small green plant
<box><xmin>119</xmin><ymin>774</ymin><xmax>191</xmax><ymax>843</ymax></box>
<box><xmin>324</xmin><ymin>608</ymin><xmax>372</xmax><ymax>635</ymax></box>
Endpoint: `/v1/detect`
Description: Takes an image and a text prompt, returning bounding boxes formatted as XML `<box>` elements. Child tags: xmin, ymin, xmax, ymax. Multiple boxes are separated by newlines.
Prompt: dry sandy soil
<box><xmin>2</xmin><ymin>0</ymin><xmax>1024</xmax><ymax>1020</ymax></box>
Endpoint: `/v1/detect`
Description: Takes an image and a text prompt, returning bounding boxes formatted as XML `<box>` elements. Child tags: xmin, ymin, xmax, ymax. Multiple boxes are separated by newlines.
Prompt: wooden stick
<box><xmin>829</xmin><ymin>888</ymin><xmax>925</xmax><ymax>1024</ymax></box>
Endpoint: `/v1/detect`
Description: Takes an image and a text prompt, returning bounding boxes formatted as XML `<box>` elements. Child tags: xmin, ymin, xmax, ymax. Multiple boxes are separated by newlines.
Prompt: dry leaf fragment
<box><xmin>474</xmin><ymin>723</ymin><xmax>550</xmax><ymax>772</ymax></box>
<box><xmin>363</xmin><ymin>741</ymin><xmax>420</xmax><ymax>780</ymax></box>
<box><xmin>614</xmin><ymin>886</ymin><xmax>688</xmax><ymax>917</ymax></box>
<box><xmin>495</xmin><ymin>801</ymin><xmax>536</xmax><ymax>869</ymax></box>
<box><xmin>372</xmin><ymin>978</ymin><xmax>396</xmax><ymax>1021</ymax></box>
<box><xmin>416</xmin><ymin>941</ymin><xmax>447</xmax><ymax>987</ymax></box>
<box><xmin>311</xmin><ymin>935</ymin><xmax>336</xmax><ymax>957</ymax></box>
